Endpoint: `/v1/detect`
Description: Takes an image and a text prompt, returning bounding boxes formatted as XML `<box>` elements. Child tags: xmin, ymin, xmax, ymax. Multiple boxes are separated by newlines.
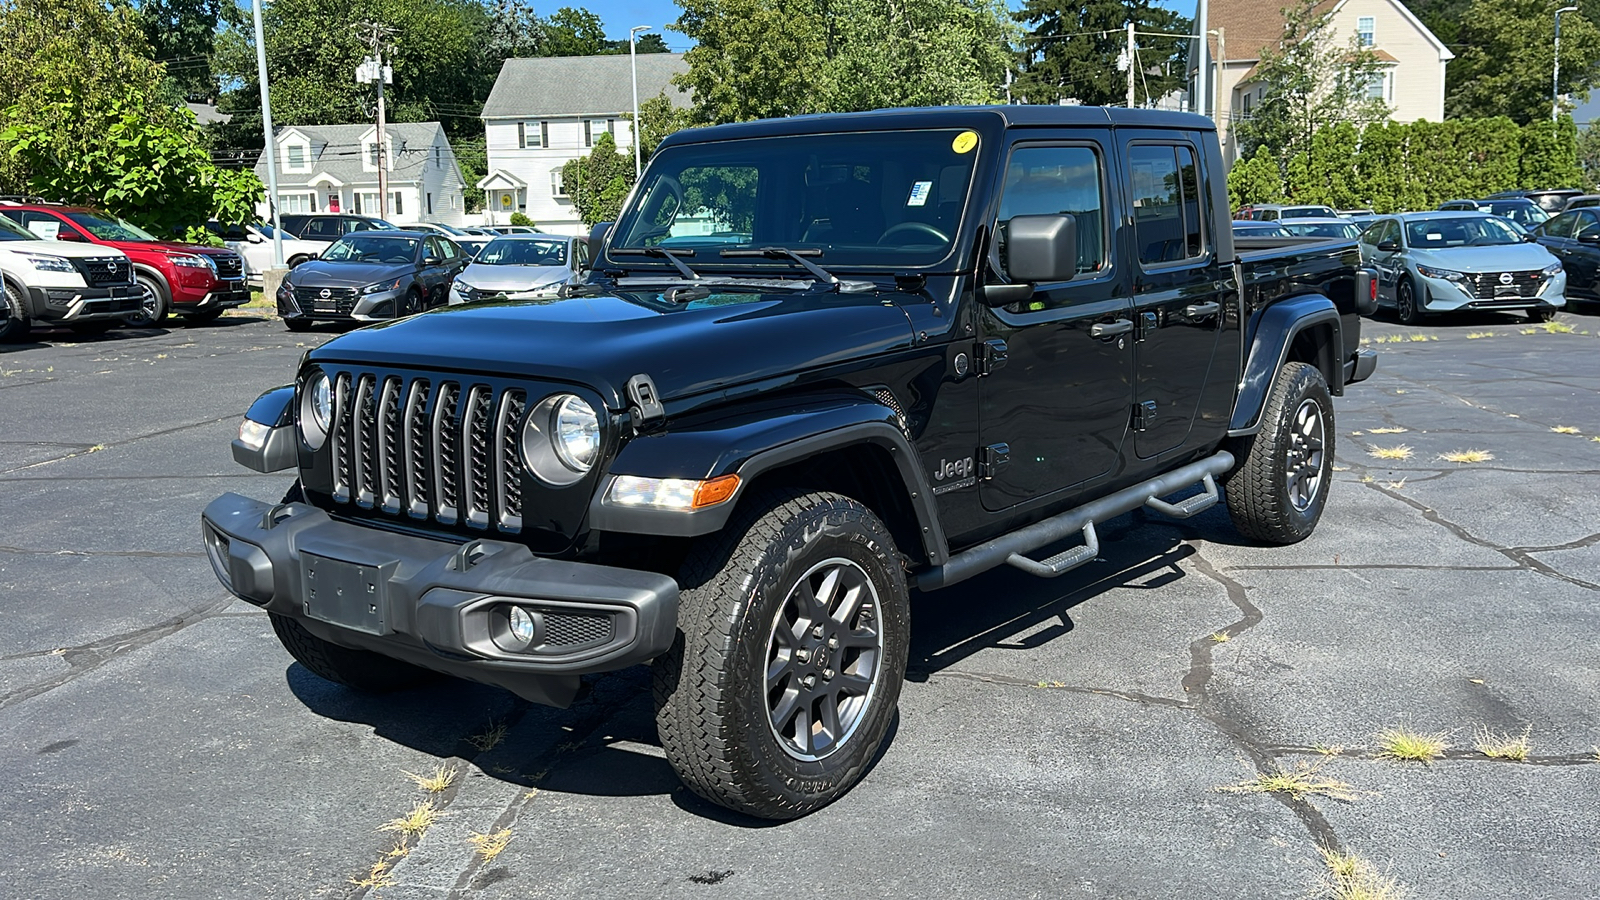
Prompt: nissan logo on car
<box><xmin>1499</xmin><ymin>272</ymin><xmax>1514</xmax><ymax>285</ymax></box>
<box><xmin>319</xmin><ymin>288</ymin><xmax>331</xmax><ymax>299</ymax></box>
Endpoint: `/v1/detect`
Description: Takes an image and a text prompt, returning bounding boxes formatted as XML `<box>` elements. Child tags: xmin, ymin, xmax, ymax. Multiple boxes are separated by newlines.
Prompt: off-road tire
<box><xmin>126</xmin><ymin>273</ymin><xmax>169</xmax><ymax>327</ymax></box>
<box><xmin>653</xmin><ymin>490</ymin><xmax>910</xmax><ymax>820</ymax></box>
<box><xmin>269</xmin><ymin>612</ymin><xmax>440</xmax><ymax>693</ymax></box>
<box><xmin>284</xmin><ymin>317</ymin><xmax>313</xmax><ymax>332</ymax></box>
<box><xmin>1396</xmin><ymin>278</ymin><xmax>1423</xmax><ymax>325</ymax></box>
<box><xmin>1</xmin><ymin>279</ymin><xmax>30</xmax><ymax>342</ymax></box>
<box><xmin>1527</xmin><ymin>306</ymin><xmax>1558</xmax><ymax>323</ymax></box>
<box><xmin>1223</xmin><ymin>361</ymin><xmax>1334</xmax><ymax>544</ymax></box>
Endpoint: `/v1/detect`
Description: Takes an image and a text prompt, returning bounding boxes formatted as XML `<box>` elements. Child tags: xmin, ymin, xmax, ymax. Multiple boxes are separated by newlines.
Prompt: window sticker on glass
<box><xmin>31</xmin><ymin>220</ymin><xmax>61</xmax><ymax>240</ymax></box>
<box><xmin>907</xmin><ymin>181</ymin><xmax>933</xmax><ymax>207</ymax></box>
<box><xmin>1426</xmin><ymin>233</ymin><xmax>1443</xmax><ymax>241</ymax></box>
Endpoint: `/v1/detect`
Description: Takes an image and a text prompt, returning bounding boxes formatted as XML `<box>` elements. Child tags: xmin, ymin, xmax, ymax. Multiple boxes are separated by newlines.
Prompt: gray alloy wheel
<box><xmin>1396</xmin><ymin>278</ymin><xmax>1422</xmax><ymax>325</ymax></box>
<box><xmin>763</xmin><ymin>557</ymin><xmax>885</xmax><ymax>762</ymax></box>
<box><xmin>0</xmin><ymin>279</ymin><xmax>28</xmax><ymax>342</ymax></box>
<box><xmin>124</xmin><ymin>273</ymin><xmax>168</xmax><ymax>328</ymax></box>
<box><xmin>1284</xmin><ymin>397</ymin><xmax>1326</xmax><ymax>513</ymax></box>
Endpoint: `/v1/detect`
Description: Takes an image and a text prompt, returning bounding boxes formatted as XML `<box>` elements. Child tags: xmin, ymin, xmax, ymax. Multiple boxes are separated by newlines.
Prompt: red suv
<box><xmin>1</xmin><ymin>203</ymin><xmax>249</xmax><ymax>326</ymax></box>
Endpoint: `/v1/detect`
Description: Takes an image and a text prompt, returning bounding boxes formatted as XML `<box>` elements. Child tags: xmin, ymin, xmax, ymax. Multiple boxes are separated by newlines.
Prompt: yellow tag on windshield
<box><xmin>952</xmin><ymin>131</ymin><xmax>978</xmax><ymax>154</ymax></box>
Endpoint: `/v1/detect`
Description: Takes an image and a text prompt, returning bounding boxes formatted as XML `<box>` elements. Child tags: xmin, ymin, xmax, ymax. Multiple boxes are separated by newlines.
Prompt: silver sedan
<box><xmin>448</xmin><ymin>235</ymin><xmax>590</xmax><ymax>304</ymax></box>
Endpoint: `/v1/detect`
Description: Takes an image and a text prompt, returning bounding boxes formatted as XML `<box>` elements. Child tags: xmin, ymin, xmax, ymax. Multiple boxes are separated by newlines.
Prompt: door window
<box><xmin>424</xmin><ymin>236</ymin><xmax>446</xmax><ymax>262</ymax></box>
<box><xmin>1542</xmin><ymin>212</ymin><xmax>1577</xmax><ymax>238</ymax></box>
<box><xmin>994</xmin><ymin>145</ymin><xmax>1107</xmax><ymax>286</ymax></box>
<box><xmin>1129</xmin><ymin>144</ymin><xmax>1209</xmax><ymax>266</ymax></box>
<box><xmin>1572</xmin><ymin>211</ymin><xmax>1600</xmax><ymax>240</ymax></box>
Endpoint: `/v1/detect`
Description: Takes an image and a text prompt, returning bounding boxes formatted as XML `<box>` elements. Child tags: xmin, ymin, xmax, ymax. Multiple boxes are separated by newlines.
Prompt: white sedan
<box><xmin>211</xmin><ymin>222</ymin><xmax>328</xmax><ymax>283</ymax></box>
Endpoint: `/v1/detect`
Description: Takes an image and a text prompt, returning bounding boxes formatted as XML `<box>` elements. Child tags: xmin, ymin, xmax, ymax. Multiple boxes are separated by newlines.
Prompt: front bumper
<box><xmin>24</xmin><ymin>283</ymin><xmax>142</xmax><ymax>322</ymax></box>
<box><xmin>1419</xmin><ymin>271</ymin><xmax>1566</xmax><ymax>313</ymax></box>
<box><xmin>201</xmin><ymin>492</ymin><xmax>679</xmax><ymax>707</ymax></box>
<box><xmin>278</xmin><ymin>288</ymin><xmax>401</xmax><ymax>322</ymax></box>
<box><xmin>186</xmin><ymin>280</ymin><xmax>251</xmax><ymax>313</ymax></box>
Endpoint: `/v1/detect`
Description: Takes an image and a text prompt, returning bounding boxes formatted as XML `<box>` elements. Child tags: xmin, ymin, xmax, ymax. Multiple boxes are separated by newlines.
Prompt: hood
<box><xmin>6</xmin><ymin>240</ymin><xmax>131</xmax><ymax>260</ymax></box>
<box><xmin>1412</xmin><ymin>243</ymin><xmax>1556</xmax><ymax>272</ymax></box>
<box><xmin>102</xmin><ymin>239</ymin><xmax>219</xmax><ymax>257</ymax></box>
<box><xmin>289</xmin><ymin>260</ymin><xmax>413</xmax><ymax>288</ymax></box>
<box><xmin>456</xmin><ymin>263</ymin><xmax>571</xmax><ymax>292</ymax></box>
<box><xmin>310</xmin><ymin>287</ymin><xmax>917</xmax><ymax>409</ymax></box>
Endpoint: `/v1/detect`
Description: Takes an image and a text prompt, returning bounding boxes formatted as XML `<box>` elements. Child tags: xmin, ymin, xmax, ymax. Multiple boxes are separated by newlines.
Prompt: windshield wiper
<box><xmin>720</xmin><ymin>247</ymin><xmax>838</xmax><ymax>286</ymax></box>
<box><xmin>611</xmin><ymin>247</ymin><xmax>701</xmax><ymax>280</ymax></box>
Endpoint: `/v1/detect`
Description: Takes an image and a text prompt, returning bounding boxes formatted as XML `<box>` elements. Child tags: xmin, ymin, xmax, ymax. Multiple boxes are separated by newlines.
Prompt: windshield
<box><xmin>1405</xmin><ymin>216</ymin><xmax>1523</xmax><ymax>249</ymax></box>
<box><xmin>1485</xmin><ymin>202</ymin><xmax>1549</xmax><ymax>227</ymax></box>
<box><xmin>321</xmin><ymin>235</ymin><xmax>420</xmax><ymax>264</ymax></box>
<box><xmin>610</xmin><ymin>129</ymin><xmax>979</xmax><ymax>269</ymax></box>
<box><xmin>1284</xmin><ymin>221</ymin><xmax>1360</xmax><ymax>238</ymax></box>
<box><xmin>476</xmin><ymin>238</ymin><xmax>567</xmax><ymax>266</ymax></box>
<box><xmin>66</xmin><ymin>211</ymin><xmax>158</xmax><ymax>241</ymax></box>
<box><xmin>0</xmin><ymin>214</ymin><xmax>40</xmax><ymax>241</ymax></box>
<box><xmin>1280</xmin><ymin>207</ymin><xmax>1335</xmax><ymax>219</ymax></box>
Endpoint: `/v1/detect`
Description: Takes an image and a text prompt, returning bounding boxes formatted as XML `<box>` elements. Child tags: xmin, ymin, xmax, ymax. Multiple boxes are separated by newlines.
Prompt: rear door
<box><xmin>1562</xmin><ymin>210</ymin><xmax>1600</xmax><ymax>297</ymax></box>
<box><xmin>1121</xmin><ymin>138</ymin><xmax>1230</xmax><ymax>459</ymax></box>
<box><xmin>977</xmin><ymin>134</ymin><xmax>1134</xmax><ymax>512</ymax></box>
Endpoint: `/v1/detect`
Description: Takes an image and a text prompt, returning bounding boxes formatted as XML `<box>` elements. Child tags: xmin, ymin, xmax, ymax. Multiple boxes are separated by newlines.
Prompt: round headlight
<box><xmin>552</xmin><ymin>395</ymin><xmax>600</xmax><ymax>472</ymax></box>
<box><xmin>301</xmin><ymin>371</ymin><xmax>331</xmax><ymax>449</ymax></box>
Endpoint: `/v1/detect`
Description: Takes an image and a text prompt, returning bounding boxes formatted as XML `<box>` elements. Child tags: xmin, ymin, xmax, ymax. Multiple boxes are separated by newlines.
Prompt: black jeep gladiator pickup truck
<box><xmin>203</xmin><ymin>106</ymin><xmax>1376</xmax><ymax>820</ymax></box>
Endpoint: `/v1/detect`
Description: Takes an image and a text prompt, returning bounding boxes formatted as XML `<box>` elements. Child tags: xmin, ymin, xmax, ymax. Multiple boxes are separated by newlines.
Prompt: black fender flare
<box><xmin>587</xmin><ymin>395</ymin><xmax>948</xmax><ymax>564</ymax></box>
<box><xmin>1230</xmin><ymin>293</ymin><xmax>1343</xmax><ymax>435</ymax></box>
<box><xmin>232</xmin><ymin>385</ymin><xmax>298</xmax><ymax>472</ymax></box>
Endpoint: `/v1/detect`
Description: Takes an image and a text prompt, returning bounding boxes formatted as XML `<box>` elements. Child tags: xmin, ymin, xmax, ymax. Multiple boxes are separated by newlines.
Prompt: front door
<box><xmin>1365</xmin><ymin>219</ymin><xmax>1404</xmax><ymax>306</ymax></box>
<box><xmin>978</xmin><ymin>138</ymin><xmax>1135</xmax><ymax>512</ymax></box>
<box><xmin>1122</xmin><ymin>139</ymin><xmax>1230</xmax><ymax>459</ymax></box>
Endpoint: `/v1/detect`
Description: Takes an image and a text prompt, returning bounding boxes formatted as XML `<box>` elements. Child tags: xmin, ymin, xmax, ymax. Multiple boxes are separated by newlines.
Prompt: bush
<box><xmin>508</xmin><ymin>212</ymin><xmax>535</xmax><ymax>227</ymax></box>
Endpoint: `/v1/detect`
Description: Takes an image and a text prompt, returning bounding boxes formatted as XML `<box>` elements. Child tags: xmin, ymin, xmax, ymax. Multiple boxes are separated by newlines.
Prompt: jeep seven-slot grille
<box><xmin>329</xmin><ymin>373</ymin><xmax>526</xmax><ymax>532</ymax></box>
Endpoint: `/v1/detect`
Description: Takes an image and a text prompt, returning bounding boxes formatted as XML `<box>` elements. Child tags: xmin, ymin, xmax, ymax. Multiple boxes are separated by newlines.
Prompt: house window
<box><xmin>518</xmin><ymin>121</ymin><xmax>548</xmax><ymax>149</ymax></box>
<box><xmin>1357</xmin><ymin>16</ymin><xmax>1375</xmax><ymax>47</ymax></box>
<box><xmin>367</xmin><ymin>143</ymin><xmax>381</xmax><ymax>168</ymax></box>
<box><xmin>434</xmin><ymin>147</ymin><xmax>441</xmax><ymax>166</ymax></box>
<box><xmin>390</xmin><ymin>191</ymin><xmax>403</xmax><ymax>216</ymax></box>
<box><xmin>551</xmin><ymin>169</ymin><xmax>568</xmax><ymax>198</ymax></box>
<box><xmin>284</xmin><ymin>144</ymin><xmax>307</xmax><ymax>173</ymax></box>
<box><xmin>356</xmin><ymin>191</ymin><xmax>380</xmax><ymax>214</ymax></box>
<box><xmin>426</xmin><ymin>192</ymin><xmax>433</xmax><ymax>215</ymax></box>
<box><xmin>1365</xmin><ymin>73</ymin><xmax>1387</xmax><ymax>101</ymax></box>
<box><xmin>584</xmin><ymin>119</ymin><xmax>613</xmax><ymax>148</ymax></box>
<box><xmin>277</xmin><ymin>192</ymin><xmax>316</xmax><ymax>214</ymax></box>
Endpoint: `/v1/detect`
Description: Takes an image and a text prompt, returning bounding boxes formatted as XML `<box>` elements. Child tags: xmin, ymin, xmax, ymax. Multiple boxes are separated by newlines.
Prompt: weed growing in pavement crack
<box><xmin>1383</xmin><ymin>479</ymin><xmax>1407</xmax><ymax>490</ymax></box>
<box><xmin>466</xmin><ymin>720</ymin><xmax>509</xmax><ymax>752</ymax></box>
<box><xmin>379</xmin><ymin>800</ymin><xmax>440</xmax><ymax>838</ymax></box>
<box><xmin>1367</xmin><ymin>445</ymin><xmax>1413</xmax><ymax>460</ymax></box>
<box><xmin>1551</xmin><ymin>425</ymin><xmax>1582</xmax><ymax>434</ymax></box>
<box><xmin>1473</xmin><ymin>725</ymin><xmax>1532</xmax><ymax>761</ymax></box>
<box><xmin>1467</xmin><ymin>332</ymin><xmax>1495</xmax><ymax>339</ymax></box>
<box><xmin>404</xmin><ymin>764</ymin><xmax>458</xmax><ymax>793</ymax></box>
<box><xmin>1313</xmin><ymin>744</ymin><xmax>1345</xmax><ymax>757</ymax></box>
<box><xmin>1209</xmin><ymin>632</ymin><xmax>1230</xmax><ymax>643</ymax></box>
<box><xmin>1406</xmin><ymin>334</ymin><xmax>1436</xmax><ymax>342</ymax></box>
<box><xmin>1537</xmin><ymin>321</ymin><xmax>1576</xmax><ymax>334</ymax></box>
<box><xmin>1375</xmin><ymin>728</ymin><xmax>1447</xmax><ymax>763</ymax></box>
<box><xmin>1438</xmin><ymin>449</ymin><xmax>1494</xmax><ymax>464</ymax></box>
<box><xmin>1217</xmin><ymin>761</ymin><xmax>1363</xmax><ymax>802</ymax></box>
<box><xmin>1318</xmin><ymin>848</ymin><xmax>1409</xmax><ymax>900</ymax></box>
<box><xmin>1368</xmin><ymin>427</ymin><xmax>1408</xmax><ymax>434</ymax></box>
<box><xmin>468</xmin><ymin>828</ymin><xmax>513</xmax><ymax>861</ymax></box>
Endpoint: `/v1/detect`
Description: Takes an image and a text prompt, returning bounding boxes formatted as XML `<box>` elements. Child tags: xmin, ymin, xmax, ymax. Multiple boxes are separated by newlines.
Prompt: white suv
<box><xmin>0</xmin><ymin>213</ymin><xmax>141</xmax><ymax>340</ymax></box>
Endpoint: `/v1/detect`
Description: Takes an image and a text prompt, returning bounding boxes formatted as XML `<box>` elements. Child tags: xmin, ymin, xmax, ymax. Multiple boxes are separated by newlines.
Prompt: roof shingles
<box><xmin>480</xmin><ymin>53</ymin><xmax>691</xmax><ymax>119</ymax></box>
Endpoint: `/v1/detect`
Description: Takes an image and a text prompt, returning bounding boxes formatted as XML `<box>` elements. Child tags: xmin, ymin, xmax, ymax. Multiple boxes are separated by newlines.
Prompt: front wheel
<box><xmin>1527</xmin><ymin>306</ymin><xmax>1559</xmax><ymax>323</ymax></box>
<box><xmin>1223</xmin><ymin>361</ymin><xmax>1334</xmax><ymax>544</ymax></box>
<box><xmin>1395</xmin><ymin>279</ymin><xmax>1423</xmax><ymax>325</ymax></box>
<box><xmin>653</xmin><ymin>490</ymin><xmax>910</xmax><ymax>820</ymax></box>
<box><xmin>125</xmin><ymin>274</ymin><xmax>169</xmax><ymax>328</ymax></box>
<box><xmin>0</xmin><ymin>280</ymin><xmax>28</xmax><ymax>342</ymax></box>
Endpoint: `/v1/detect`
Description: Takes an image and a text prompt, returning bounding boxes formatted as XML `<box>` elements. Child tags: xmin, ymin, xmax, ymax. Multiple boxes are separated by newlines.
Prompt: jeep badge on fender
<box><xmin>202</xmin><ymin>105</ymin><xmax>1375</xmax><ymax>823</ymax></box>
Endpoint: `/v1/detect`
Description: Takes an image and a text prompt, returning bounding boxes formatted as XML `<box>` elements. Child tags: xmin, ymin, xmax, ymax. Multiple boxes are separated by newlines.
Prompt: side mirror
<box><xmin>982</xmin><ymin>215</ymin><xmax>1078</xmax><ymax>307</ymax></box>
<box><xmin>1523</xmin><ymin>232</ymin><xmax>1538</xmax><ymax>242</ymax></box>
<box><xmin>56</xmin><ymin>230</ymin><xmax>84</xmax><ymax>242</ymax></box>
<box><xmin>423</xmin><ymin>255</ymin><xmax>443</xmax><ymax>266</ymax></box>
<box><xmin>246</xmin><ymin>233</ymin><xmax>264</xmax><ymax>244</ymax></box>
<box><xmin>588</xmin><ymin>222</ymin><xmax>612</xmax><ymax>263</ymax></box>
<box><xmin>1375</xmin><ymin>239</ymin><xmax>1399</xmax><ymax>252</ymax></box>
<box><xmin>1578</xmin><ymin>231</ymin><xmax>1600</xmax><ymax>244</ymax></box>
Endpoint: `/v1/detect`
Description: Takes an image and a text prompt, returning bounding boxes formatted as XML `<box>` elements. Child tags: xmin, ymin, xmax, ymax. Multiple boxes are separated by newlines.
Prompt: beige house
<box><xmin>1199</xmin><ymin>0</ymin><xmax>1454</xmax><ymax>162</ymax></box>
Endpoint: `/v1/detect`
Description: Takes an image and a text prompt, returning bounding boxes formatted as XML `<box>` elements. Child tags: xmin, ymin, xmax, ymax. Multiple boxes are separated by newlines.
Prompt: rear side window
<box><xmin>1574</xmin><ymin>211</ymin><xmax>1600</xmax><ymax>240</ymax></box>
<box><xmin>1541</xmin><ymin>212</ymin><xmax>1576</xmax><ymax>237</ymax></box>
<box><xmin>995</xmin><ymin>145</ymin><xmax>1108</xmax><ymax>281</ymax></box>
<box><xmin>1129</xmin><ymin>144</ymin><xmax>1209</xmax><ymax>266</ymax></box>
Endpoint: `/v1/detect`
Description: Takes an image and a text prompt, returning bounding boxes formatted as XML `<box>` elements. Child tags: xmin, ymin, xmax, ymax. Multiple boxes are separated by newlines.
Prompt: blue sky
<box><xmin>581</xmin><ymin>0</ymin><xmax>1196</xmax><ymax>44</ymax></box>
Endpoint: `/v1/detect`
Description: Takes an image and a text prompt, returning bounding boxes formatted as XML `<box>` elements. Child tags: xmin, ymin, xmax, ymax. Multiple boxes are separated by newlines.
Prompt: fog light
<box><xmin>508</xmin><ymin>606</ymin><xmax>536</xmax><ymax>646</ymax></box>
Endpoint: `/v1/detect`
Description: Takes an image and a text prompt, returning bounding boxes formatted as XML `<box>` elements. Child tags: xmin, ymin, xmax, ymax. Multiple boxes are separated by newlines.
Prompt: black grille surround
<box><xmin>307</xmin><ymin>365</ymin><xmax>608</xmax><ymax>549</ymax></box>
<box><xmin>207</xmin><ymin>252</ymin><xmax>245</xmax><ymax>280</ymax></box>
<box><xmin>294</xmin><ymin>286</ymin><xmax>358</xmax><ymax>316</ymax></box>
<box><xmin>1464</xmin><ymin>270</ymin><xmax>1545</xmax><ymax>301</ymax></box>
<box><xmin>72</xmin><ymin>256</ymin><xmax>134</xmax><ymax>286</ymax></box>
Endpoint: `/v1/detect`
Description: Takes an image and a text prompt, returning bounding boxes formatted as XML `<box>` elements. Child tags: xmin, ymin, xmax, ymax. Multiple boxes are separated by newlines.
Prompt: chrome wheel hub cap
<box><xmin>1285</xmin><ymin>398</ymin><xmax>1326</xmax><ymax>511</ymax></box>
<box><xmin>764</xmin><ymin>557</ymin><xmax>883</xmax><ymax>762</ymax></box>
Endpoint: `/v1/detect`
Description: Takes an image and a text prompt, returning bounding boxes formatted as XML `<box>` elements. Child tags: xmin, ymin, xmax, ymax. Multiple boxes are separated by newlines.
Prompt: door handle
<box><xmin>1184</xmin><ymin>302</ymin><xmax>1221</xmax><ymax>318</ymax></box>
<box><xmin>1090</xmin><ymin>319</ymin><xmax>1134</xmax><ymax>338</ymax></box>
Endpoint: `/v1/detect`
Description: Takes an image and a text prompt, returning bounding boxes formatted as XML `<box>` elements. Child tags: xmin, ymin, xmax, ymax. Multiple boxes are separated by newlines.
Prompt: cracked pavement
<box><xmin>0</xmin><ymin>311</ymin><xmax>1596</xmax><ymax>899</ymax></box>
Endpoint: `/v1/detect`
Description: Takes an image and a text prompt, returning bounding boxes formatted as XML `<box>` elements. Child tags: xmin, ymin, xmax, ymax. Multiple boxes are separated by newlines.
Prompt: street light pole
<box><xmin>251</xmin><ymin>0</ymin><xmax>282</xmax><ymax>267</ymax></box>
<box><xmin>630</xmin><ymin>25</ymin><xmax>653</xmax><ymax>179</ymax></box>
<box><xmin>1555</xmin><ymin>6</ymin><xmax>1579</xmax><ymax>121</ymax></box>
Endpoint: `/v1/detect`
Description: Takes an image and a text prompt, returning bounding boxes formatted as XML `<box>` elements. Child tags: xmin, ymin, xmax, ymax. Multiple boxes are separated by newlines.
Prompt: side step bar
<box><xmin>913</xmin><ymin>451</ymin><xmax>1235</xmax><ymax>591</ymax></box>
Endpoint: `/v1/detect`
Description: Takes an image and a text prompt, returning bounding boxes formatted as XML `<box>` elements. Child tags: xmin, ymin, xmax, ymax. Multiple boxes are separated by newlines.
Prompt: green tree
<box><xmin>672</xmin><ymin>0</ymin><xmax>1015</xmax><ymax>124</ymax></box>
<box><xmin>1402</xmin><ymin>0</ymin><xmax>1471</xmax><ymax>46</ymax></box>
<box><xmin>1447</xmin><ymin>0</ymin><xmax>1600</xmax><ymax>124</ymax></box>
<box><xmin>1012</xmin><ymin>0</ymin><xmax>1192</xmax><ymax>107</ymax></box>
<box><xmin>136</xmin><ymin>0</ymin><xmax>225</xmax><ymax>100</ymax></box>
<box><xmin>560</xmin><ymin>132</ymin><xmax>634</xmax><ymax>226</ymax></box>
<box><xmin>633</xmin><ymin>91</ymin><xmax>694</xmax><ymax>158</ymax></box>
<box><xmin>1519</xmin><ymin>115</ymin><xmax>1584</xmax><ymax>187</ymax></box>
<box><xmin>544</xmin><ymin>6</ymin><xmax>607</xmax><ymax>56</ymax></box>
<box><xmin>1230</xmin><ymin>0</ymin><xmax>1389</xmax><ymax>162</ymax></box>
<box><xmin>1577</xmin><ymin>124</ymin><xmax>1600</xmax><ymax>189</ymax></box>
<box><xmin>1227</xmin><ymin>145</ymin><xmax>1285</xmax><ymax>208</ymax></box>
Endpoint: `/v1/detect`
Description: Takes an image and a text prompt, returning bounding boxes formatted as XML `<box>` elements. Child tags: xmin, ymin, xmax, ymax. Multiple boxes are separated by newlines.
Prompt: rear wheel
<box><xmin>1395</xmin><ymin>279</ymin><xmax>1423</xmax><ymax>325</ymax></box>
<box><xmin>125</xmin><ymin>273</ymin><xmax>168</xmax><ymax>327</ymax></box>
<box><xmin>653</xmin><ymin>490</ymin><xmax>910</xmax><ymax>820</ymax></box>
<box><xmin>287</xmin><ymin>255</ymin><xmax>311</xmax><ymax>268</ymax></box>
<box><xmin>1224</xmin><ymin>361</ymin><xmax>1334</xmax><ymax>544</ymax></box>
<box><xmin>269</xmin><ymin>613</ymin><xmax>442</xmax><ymax>692</ymax></box>
<box><xmin>1</xmin><ymin>280</ymin><xmax>31</xmax><ymax>342</ymax></box>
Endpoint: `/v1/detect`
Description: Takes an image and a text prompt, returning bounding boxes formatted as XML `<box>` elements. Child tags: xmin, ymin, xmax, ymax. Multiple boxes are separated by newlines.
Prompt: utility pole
<box><xmin>629</xmin><ymin>25</ymin><xmax>652</xmax><ymax>179</ymax></box>
<box><xmin>1212</xmin><ymin>28</ymin><xmax>1225</xmax><ymax>134</ymax></box>
<box><xmin>1555</xmin><ymin>7</ymin><xmax>1579</xmax><ymax>121</ymax></box>
<box><xmin>251</xmin><ymin>0</ymin><xmax>282</xmax><ymax>267</ymax></box>
<box><xmin>1197</xmin><ymin>0</ymin><xmax>1209</xmax><ymax>116</ymax></box>
<box><xmin>1127</xmin><ymin>22</ymin><xmax>1136</xmax><ymax>108</ymax></box>
<box><xmin>358</xmin><ymin>22</ymin><xmax>394</xmax><ymax>219</ymax></box>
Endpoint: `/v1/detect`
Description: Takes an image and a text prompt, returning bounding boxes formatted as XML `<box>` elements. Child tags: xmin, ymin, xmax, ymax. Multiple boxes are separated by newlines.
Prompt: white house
<box><xmin>1197</xmin><ymin>0</ymin><xmax>1454</xmax><ymax>162</ymax></box>
<box><xmin>252</xmin><ymin>122</ymin><xmax>467</xmax><ymax>226</ymax></box>
<box><xmin>478</xmin><ymin>53</ymin><xmax>691</xmax><ymax>234</ymax></box>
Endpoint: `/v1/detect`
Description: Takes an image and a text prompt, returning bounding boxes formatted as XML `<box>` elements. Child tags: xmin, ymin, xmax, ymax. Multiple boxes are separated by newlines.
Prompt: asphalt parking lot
<box><xmin>1</xmin><ymin>308</ymin><xmax>1596</xmax><ymax>899</ymax></box>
